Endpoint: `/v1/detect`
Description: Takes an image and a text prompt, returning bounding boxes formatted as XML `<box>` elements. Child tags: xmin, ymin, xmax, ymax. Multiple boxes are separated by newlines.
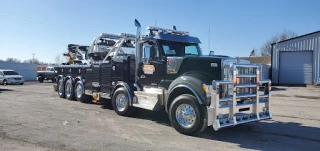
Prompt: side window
<box><xmin>185</xmin><ymin>45</ymin><xmax>198</xmax><ymax>55</ymax></box>
<box><xmin>0</xmin><ymin>72</ymin><xmax>3</xmax><ymax>76</ymax></box>
<box><xmin>163</xmin><ymin>45</ymin><xmax>176</xmax><ymax>55</ymax></box>
<box><xmin>143</xmin><ymin>41</ymin><xmax>159</xmax><ymax>60</ymax></box>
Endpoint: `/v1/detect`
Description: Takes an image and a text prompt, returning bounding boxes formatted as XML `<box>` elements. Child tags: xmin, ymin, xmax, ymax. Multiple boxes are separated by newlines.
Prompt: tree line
<box><xmin>0</xmin><ymin>57</ymin><xmax>53</xmax><ymax>65</ymax></box>
<box><xmin>0</xmin><ymin>54</ymin><xmax>67</xmax><ymax>65</ymax></box>
<box><xmin>257</xmin><ymin>29</ymin><xmax>298</xmax><ymax>57</ymax></box>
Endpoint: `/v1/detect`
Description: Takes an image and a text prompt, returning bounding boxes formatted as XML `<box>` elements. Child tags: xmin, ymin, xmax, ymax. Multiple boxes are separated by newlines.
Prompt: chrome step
<box><xmin>133</xmin><ymin>90</ymin><xmax>162</xmax><ymax>111</ymax></box>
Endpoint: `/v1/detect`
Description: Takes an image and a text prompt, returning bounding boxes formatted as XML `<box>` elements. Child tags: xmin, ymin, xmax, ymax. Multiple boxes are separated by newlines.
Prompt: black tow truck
<box><xmin>54</xmin><ymin>19</ymin><xmax>272</xmax><ymax>135</ymax></box>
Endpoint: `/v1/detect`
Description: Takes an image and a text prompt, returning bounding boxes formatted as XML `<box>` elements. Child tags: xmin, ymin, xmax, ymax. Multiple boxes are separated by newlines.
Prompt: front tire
<box><xmin>74</xmin><ymin>81</ymin><xmax>90</xmax><ymax>103</ymax></box>
<box><xmin>57</xmin><ymin>79</ymin><xmax>65</xmax><ymax>98</ymax></box>
<box><xmin>3</xmin><ymin>80</ymin><xmax>7</xmax><ymax>85</ymax></box>
<box><xmin>111</xmin><ymin>87</ymin><xmax>132</xmax><ymax>116</ymax></box>
<box><xmin>65</xmin><ymin>79</ymin><xmax>75</xmax><ymax>100</ymax></box>
<box><xmin>169</xmin><ymin>94</ymin><xmax>207</xmax><ymax>136</ymax></box>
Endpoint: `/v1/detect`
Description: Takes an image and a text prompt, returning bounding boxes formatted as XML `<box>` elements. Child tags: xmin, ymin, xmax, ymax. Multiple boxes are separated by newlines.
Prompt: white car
<box><xmin>0</xmin><ymin>69</ymin><xmax>24</xmax><ymax>85</ymax></box>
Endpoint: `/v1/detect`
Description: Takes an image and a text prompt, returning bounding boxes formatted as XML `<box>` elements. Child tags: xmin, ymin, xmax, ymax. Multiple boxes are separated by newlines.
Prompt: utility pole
<box><xmin>32</xmin><ymin>53</ymin><xmax>35</xmax><ymax>64</ymax></box>
<box><xmin>155</xmin><ymin>19</ymin><xmax>157</xmax><ymax>26</ymax></box>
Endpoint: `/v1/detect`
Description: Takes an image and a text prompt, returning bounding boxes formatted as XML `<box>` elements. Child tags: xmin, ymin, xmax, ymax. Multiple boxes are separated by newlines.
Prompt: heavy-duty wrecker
<box><xmin>53</xmin><ymin>19</ymin><xmax>272</xmax><ymax>135</ymax></box>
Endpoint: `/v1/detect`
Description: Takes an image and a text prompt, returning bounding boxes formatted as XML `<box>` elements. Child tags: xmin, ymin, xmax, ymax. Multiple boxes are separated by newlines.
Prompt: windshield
<box><xmin>158</xmin><ymin>40</ymin><xmax>202</xmax><ymax>56</ymax></box>
<box><xmin>3</xmin><ymin>71</ymin><xmax>19</xmax><ymax>75</ymax></box>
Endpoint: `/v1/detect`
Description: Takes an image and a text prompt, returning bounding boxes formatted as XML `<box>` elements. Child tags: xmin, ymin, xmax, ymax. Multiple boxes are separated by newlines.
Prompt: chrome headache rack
<box><xmin>207</xmin><ymin>63</ymin><xmax>272</xmax><ymax>131</ymax></box>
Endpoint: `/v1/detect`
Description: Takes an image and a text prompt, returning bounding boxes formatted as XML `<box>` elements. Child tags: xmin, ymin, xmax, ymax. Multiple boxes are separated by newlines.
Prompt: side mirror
<box><xmin>142</xmin><ymin>46</ymin><xmax>150</xmax><ymax>63</ymax></box>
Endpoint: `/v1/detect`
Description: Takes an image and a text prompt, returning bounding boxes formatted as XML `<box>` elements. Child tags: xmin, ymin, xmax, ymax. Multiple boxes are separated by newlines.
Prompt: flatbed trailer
<box><xmin>53</xmin><ymin>19</ymin><xmax>272</xmax><ymax>136</ymax></box>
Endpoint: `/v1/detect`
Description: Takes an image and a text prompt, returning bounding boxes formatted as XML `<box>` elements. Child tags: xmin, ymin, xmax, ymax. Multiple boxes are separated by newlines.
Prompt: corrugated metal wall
<box><xmin>272</xmin><ymin>31</ymin><xmax>320</xmax><ymax>85</ymax></box>
<box><xmin>0</xmin><ymin>61</ymin><xmax>37</xmax><ymax>81</ymax></box>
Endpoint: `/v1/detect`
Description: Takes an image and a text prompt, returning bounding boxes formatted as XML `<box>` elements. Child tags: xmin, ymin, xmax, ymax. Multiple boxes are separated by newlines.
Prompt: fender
<box><xmin>112</xmin><ymin>81</ymin><xmax>133</xmax><ymax>106</ymax></box>
<box><xmin>65</xmin><ymin>75</ymin><xmax>74</xmax><ymax>84</ymax></box>
<box><xmin>57</xmin><ymin>75</ymin><xmax>65</xmax><ymax>83</ymax></box>
<box><xmin>167</xmin><ymin>73</ymin><xmax>212</xmax><ymax>111</ymax></box>
<box><xmin>75</xmin><ymin>76</ymin><xmax>85</xmax><ymax>91</ymax></box>
<box><xmin>169</xmin><ymin>84</ymin><xmax>203</xmax><ymax>104</ymax></box>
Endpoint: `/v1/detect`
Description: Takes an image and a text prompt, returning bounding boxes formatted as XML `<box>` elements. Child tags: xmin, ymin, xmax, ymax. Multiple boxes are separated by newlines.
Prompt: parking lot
<box><xmin>0</xmin><ymin>82</ymin><xmax>319</xmax><ymax>151</ymax></box>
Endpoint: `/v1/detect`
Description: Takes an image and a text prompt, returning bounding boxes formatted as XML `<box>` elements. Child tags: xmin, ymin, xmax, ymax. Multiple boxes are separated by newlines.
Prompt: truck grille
<box><xmin>208</xmin><ymin>60</ymin><xmax>272</xmax><ymax>131</ymax></box>
<box><xmin>14</xmin><ymin>78</ymin><xmax>21</xmax><ymax>80</ymax></box>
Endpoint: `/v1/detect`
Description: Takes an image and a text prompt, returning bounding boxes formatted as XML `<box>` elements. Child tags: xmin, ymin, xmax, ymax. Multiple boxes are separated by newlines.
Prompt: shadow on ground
<box><xmin>101</xmin><ymin>101</ymin><xmax>320</xmax><ymax>150</ymax></box>
<box><xmin>0</xmin><ymin>88</ymin><xmax>13</xmax><ymax>93</ymax></box>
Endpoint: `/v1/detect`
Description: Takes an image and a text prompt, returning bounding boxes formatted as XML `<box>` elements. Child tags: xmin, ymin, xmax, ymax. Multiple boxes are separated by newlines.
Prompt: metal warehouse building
<box><xmin>0</xmin><ymin>61</ymin><xmax>37</xmax><ymax>81</ymax></box>
<box><xmin>271</xmin><ymin>30</ymin><xmax>320</xmax><ymax>85</ymax></box>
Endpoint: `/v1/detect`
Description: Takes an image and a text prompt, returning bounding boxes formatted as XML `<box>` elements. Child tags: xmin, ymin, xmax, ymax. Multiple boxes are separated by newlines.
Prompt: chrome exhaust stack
<box><xmin>134</xmin><ymin>19</ymin><xmax>141</xmax><ymax>91</ymax></box>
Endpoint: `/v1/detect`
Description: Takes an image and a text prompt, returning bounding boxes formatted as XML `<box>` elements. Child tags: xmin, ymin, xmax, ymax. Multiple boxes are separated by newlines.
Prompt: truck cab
<box><xmin>54</xmin><ymin>19</ymin><xmax>272</xmax><ymax>136</ymax></box>
<box><xmin>37</xmin><ymin>66</ymin><xmax>57</xmax><ymax>83</ymax></box>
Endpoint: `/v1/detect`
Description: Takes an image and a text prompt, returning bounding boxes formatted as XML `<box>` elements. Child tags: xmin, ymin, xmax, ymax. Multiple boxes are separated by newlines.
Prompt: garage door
<box><xmin>279</xmin><ymin>51</ymin><xmax>313</xmax><ymax>85</ymax></box>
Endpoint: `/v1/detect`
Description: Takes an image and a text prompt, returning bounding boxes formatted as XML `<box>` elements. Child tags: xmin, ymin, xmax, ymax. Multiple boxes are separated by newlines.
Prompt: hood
<box><xmin>166</xmin><ymin>55</ymin><xmax>228</xmax><ymax>82</ymax></box>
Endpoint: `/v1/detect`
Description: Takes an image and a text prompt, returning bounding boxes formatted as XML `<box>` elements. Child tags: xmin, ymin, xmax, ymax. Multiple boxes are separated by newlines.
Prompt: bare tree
<box><xmin>6</xmin><ymin>58</ymin><xmax>21</xmax><ymax>63</ymax></box>
<box><xmin>54</xmin><ymin>53</ymin><xmax>66</xmax><ymax>65</ymax></box>
<box><xmin>260</xmin><ymin>29</ymin><xmax>298</xmax><ymax>56</ymax></box>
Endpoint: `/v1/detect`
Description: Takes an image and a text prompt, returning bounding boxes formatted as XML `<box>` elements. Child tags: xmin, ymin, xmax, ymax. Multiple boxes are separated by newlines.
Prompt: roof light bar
<box><xmin>100</xmin><ymin>33</ymin><xmax>135</xmax><ymax>39</ymax></box>
<box><xmin>146</xmin><ymin>26</ymin><xmax>189</xmax><ymax>35</ymax></box>
<box><xmin>118</xmin><ymin>33</ymin><xmax>136</xmax><ymax>38</ymax></box>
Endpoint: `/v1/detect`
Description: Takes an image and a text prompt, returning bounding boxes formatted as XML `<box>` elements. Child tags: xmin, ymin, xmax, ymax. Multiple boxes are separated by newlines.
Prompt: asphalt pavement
<box><xmin>0</xmin><ymin>82</ymin><xmax>319</xmax><ymax>151</ymax></box>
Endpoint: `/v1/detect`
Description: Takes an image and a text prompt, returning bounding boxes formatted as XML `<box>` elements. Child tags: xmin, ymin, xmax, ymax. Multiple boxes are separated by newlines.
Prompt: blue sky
<box><xmin>0</xmin><ymin>0</ymin><xmax>319</xmax><ymax>63</ymax></box>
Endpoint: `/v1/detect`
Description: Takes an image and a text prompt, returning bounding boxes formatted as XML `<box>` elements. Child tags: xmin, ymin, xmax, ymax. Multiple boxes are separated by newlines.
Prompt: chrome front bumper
<box><xmin>207</xmin><ymin>64</ymin><xmax>272</xmax><ymax>131</ymax></box>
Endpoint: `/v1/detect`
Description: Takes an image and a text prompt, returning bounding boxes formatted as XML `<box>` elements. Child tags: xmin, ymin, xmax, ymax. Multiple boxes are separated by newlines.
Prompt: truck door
<box><xmin>139</xmin><ymin>40</ymin><xmax>166</xmax><ymax>87</ymax></box>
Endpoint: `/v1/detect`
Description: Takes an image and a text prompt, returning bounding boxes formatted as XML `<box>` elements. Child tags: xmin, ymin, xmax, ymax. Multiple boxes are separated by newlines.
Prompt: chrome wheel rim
<box><xmin>175</xmin><ymin>104</ymin><xmax>196</xmax><ymax>128</ymax></box>
<box><xmin>76</xmin><ymin>84</ymin><xmax>82</xmax><ymax>98</ymax></box>
<box><xmin>65</xmin><ymin>82</ymin><xmax>71</xmax><ymax>97</ymax></box>
<box><xmin>115</xmin><ymin>94</ymin><xmax>127</xmax><ymax>112</ymax></box>
<box><xmin>58</xmin><ymin>81</ymin><xmax>63</xmax><ymax>95</ymax></box>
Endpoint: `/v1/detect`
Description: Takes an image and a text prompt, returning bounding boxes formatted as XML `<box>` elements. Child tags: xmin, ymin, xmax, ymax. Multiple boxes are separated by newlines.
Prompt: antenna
<box><xmin>208</xmin><ymin>27</ymin><xmax>210</xmax><ymax>52</ymax></box>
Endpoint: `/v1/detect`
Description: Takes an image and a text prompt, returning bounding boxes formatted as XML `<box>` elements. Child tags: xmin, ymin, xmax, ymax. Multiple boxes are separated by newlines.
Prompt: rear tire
<box><xmin>111</xmin><ymin>87</ymin><xmax>132</xmax><ymax>116</ymax></box>
<box><xmin>38</xmin><ymin>76</ymin><xmax>43</xmax><ymax>83</ymax></box>
<box><xmin>65</xmin><ymin>79</ymin><xmax>75</xmax><ymax>100</ymax></box>
<box><xmin>57</xmin><ymin>79</ymin><xmax>65</xmax><ymax>98</ymax></box>
<box><xmin>169</xmin><ymin>94</ymin><xmax>207</xmax><ymax>136</ymax></box>
<box><xmin>74</xmin><ymin>81</ymin><xmax>90</xmax><ymax>103</ymax></box>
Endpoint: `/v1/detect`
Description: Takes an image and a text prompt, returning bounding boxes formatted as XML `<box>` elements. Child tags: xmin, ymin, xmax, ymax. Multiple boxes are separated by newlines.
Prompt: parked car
<box><xmin>37</xmin><ymin>66</ymin><xmax>57</xmax><ymax>83</ymax></box>
<box><xmin>0</xmin><ymin>69</ymin><xmax>24</xmax><ymax>85</ymax></box>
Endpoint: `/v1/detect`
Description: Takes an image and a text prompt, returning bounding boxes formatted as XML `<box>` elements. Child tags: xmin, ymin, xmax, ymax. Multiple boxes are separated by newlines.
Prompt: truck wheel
<box><xmin>74</xmin><ymin>81</ymin><xmax>89</xmax><ymax>103</ymax></box>
<box><xmin>169</xmin><ymin>94</ymin><xmax>207</xmax><ymax>136</ymax></box>
<box><xmin>111</xmin><ymin>87</ymin><xmax>132</xmax><ymax>116</ymax></box>
<box><xmin>57</xmin><ymin>79</ymin><xmax>65</xmax><ymax>98</ymax></box>
<box><xmin>65</xmin><ymin>79</ymin><xmax>75</xmax><ymax>100</ymax></box>
<box><xmin>38</xmin><ymin>76</ymin><xmax>43</xmax><ymax>83</ymax></box>
<box><xmin>3</xmin><ymin>79</ymin><xmax>7</xmax><ymax>85</ymax></box>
